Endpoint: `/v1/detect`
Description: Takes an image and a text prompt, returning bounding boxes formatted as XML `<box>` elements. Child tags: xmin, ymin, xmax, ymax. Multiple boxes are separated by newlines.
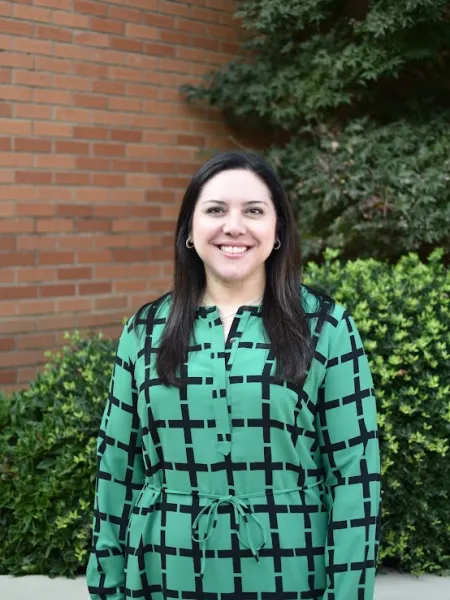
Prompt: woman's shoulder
<box><xmin>122</xmin><ymin>292</ymin><xmax>172</xmax><ymax>340</ymax></box>
<box><xmin>300</xmin><ymin>283</ymin><xmax>347</xmax><ymax>331</ymax></box>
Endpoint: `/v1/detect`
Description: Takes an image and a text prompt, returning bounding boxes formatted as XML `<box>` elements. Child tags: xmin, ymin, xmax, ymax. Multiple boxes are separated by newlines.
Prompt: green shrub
<box><xmin>182</xmin><ymin>0</ymin><xmax>450</xmax><ymax>262</ymax></box>
<box><xmin>268</xmin><ymin>116</ymin><xmax>450</xmax><ymax>261</ymax></box>
<box><xmin>1</xmin><ymin>251</ymin><xmax>449</xmax><ymax>576</ymax></box>
<box><xmin>304</xmin><ymin>248</ymin><xmax>450</xmax><ymax>573</ymax></box>
<box><xmin>0</xmin><ymin>332</ymin><xmax>116</xmax><ymax>577</ymax></box>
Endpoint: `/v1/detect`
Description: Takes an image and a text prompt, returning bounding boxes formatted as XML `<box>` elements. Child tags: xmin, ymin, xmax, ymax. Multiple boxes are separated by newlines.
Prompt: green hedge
<box><xmin>0</xmin><ymin>332</ymin><xmax>116</xmax><ymax>577</ymax></box>
<box><xmin>1</xmin><ymin>251</ymin><xmax>449</xmax><ymax>576</ymax></box>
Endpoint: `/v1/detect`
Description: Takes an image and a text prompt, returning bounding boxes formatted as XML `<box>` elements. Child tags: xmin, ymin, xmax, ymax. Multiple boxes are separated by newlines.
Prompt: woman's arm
<box><xmin>316</xmin><ymin>311</ymin><xmax>381</xmax><ymax>600</ymax></box>
<box><xmin>86</xmin><ymin>321</ymin><xmax>145</xmax><ymax>600</ymax></box>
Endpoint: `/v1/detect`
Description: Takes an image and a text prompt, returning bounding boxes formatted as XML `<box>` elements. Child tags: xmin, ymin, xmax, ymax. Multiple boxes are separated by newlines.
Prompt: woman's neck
<box><xmin>202</xmin><ymin>277</ymin><xmax>265</xmax><ymax>307</ymax></box>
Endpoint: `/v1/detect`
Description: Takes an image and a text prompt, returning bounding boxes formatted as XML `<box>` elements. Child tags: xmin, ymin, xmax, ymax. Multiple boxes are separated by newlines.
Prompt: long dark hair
<box><xmin>134</xmin><ymin>151</ymin><xmax>334</xmax><ymax>387</ymax></box>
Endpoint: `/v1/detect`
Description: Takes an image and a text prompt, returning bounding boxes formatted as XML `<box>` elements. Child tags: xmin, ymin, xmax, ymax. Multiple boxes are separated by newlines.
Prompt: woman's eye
<box><xmin>205</xmin><ymin>207</ymin><xmax>263</xmax><ymax>215</ymax></box>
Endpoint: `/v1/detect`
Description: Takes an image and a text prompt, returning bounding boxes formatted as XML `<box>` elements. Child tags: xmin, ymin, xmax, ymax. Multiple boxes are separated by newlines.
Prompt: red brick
<box><xmin>35</xmin><ymin>0</ymin><xmax>71</xmax><ymax>9</ymax></box>
<box><xmin>14</xmin><ymin>137</ymin><xmax>52</xmax><ymax>153</ymax></box>
<box><xmin>74</xmin><ymin>31</ymin><xmax>109</xmax><ymax>47</ymax></box>
<box><xmin>0</xmin><ymin>85</ymin><xmax>32</xmax><ymax>102</ymax></box>
<box><xmin>15</xmin><ymin>171</ymin><xmax>52</xmax><ymax>185</ymax></box>
<box><xmin>73</xmin><ymin>125</ymin><xmax>109</xmax><ymax>140</ymax></box>
<box><xmin>74</xmin><ymin>0</ymin><xmax>107</xmax><ymax>17</ymax></box>
<box><xmin>2</xmin><ymin>286</ymin><xmax>38</xmax><ymax>300</ymax></box>
<box><xmin>14</xmin><ymin>69</ymin><xmax>52</xmax><ymax>87</ymax></box>
<box><xmin>110</xmin><ymin>37</ymin><xmax>143</xmax><ymax>53</ymax></box>
<box><xmin>93</xmin><ymin>142</ymin><xmax>125</xmax><ymax>157</ymax></box>
<box><xmin>159</xmin><ymin>1</ymin><xmax>190</xmax><ymax>18</ymax></box>
<box><xmin>53</xmin><ymin>10</ymin><xmax>90</xmax><ymax>29</ymax></box>
<box><xmin>54</xmin><ymin>140</ymin><xmax>89</xmax><ymax>154</ymax></box>
<box><xmin>58</xmin><ymin>266</ymin><xmax>92</xmax><ymax>280</ymax></box>
<box><xmin>15</xmin><ymin>103</ymin><xmax>52</xmax><ymax>120</ymax></box>
<box><xmin>15</xmin><ymin>37</ymin><xmax>52</xmax><ymax>55</ymax></box>
<box><xmin>40</xmin><ymin>283</ymin><xmax>75</xmax><ymax>298</ymax></box>
<box><xmin>75</xmin><ymin>156</ymin><xmax>109</xmax><ymax>171</ymax></box>
<box><xmin>33</xmin><ymin>121</ymin><xmax>72</xmax><ymax>137</ymax></box>
<box><xmin>0</xmin><ymin>118</ymin><xmax>31</xmax><ymax>135</ymax></box>
<box><xmin>36</xmin><ymin>154</ymin><xmax>74</xmax><ymax>169</ymax></box>
<box><xmin>128</xmin><ymin>234</ymin><xmax>161</xmax><ymax>247</ymax></box>
<box><xmin>0</xmin><ymin>219</ymin><xmax>34</xmax><ymax>234</ymax></box>
<box><xmin>94</xmin><ymin>264</ymin><xmax>129</xmax><ymax>278</ymax></box>
<box><xmin>145</xmin><ymin>42</ymin><xmax>176</xmax><ymax>58</ymax></box>
<box><xmin>57</xmin><ymin>298</ymin><xmax>92</xmax><ymax>313</ymax></box>
<box><xmin>35</xmin><ymin>56</ymin><xmax>73</xmax><ymax>73</ymax></box>
<box><xmin>38</xmin><ymin>251</ymin><xmax>75</xmax><ymax>265</ymax></box>
<box><xmin>177</xmin><ymin>134</ymin><xmax>206</xmax><ymax>146</ymax></box>
<box><xmin>0</xmin><ymin>17</ymin><xmax>34</xmax><ymax>37</ymax></box>
<box><xmin>17</xmin><ymin>236</ymin><xmax>56</xmax><ymax>251</ymax></box>
<box><xmin>54</xmin><ymin>172</ymin><xmax>91</xmax><ymax>185</ymax></box>
<box><xmin>36</xmin><ymin>220</ymin><xmax>73</xmax><ymax>234</ymax></box>
<box><xmin>53</xmin><ymin>74</ymin><xmax>91</xmax><ymax>91</ymax></box>
<box><xmin>109</xmin><ymin>66</ymin><xmax>143</xmax><ymax>82</ymax></box>
<box><xmin>144</xmin><ymin>12</ymin><xmax>175</xmax><ymax>29</ymax></box>
<box><xmin>111</xmin><ymin>159</ymin><xmax>143</xmax><ymax>172</ymax></box>
<box><xmin>94</xmin><ymin>234</ymin><xmax>128</xmax><ymax>248</ymax></box>
<box><xmin>92</xmin><ymin>80</ymin><xmax>125</xmax><ymax>95</ymax></box>
<box><xmin>36</xmin><ymin>24</ymin><xmax>72</xmax><ymax>43</ymax></box>
<box><xmin>95</xmin><ymin>296</ymin><xmax>127</xmax><ymax>311</ymax></box>
<box><xmin>76</xmin><ymin>219</ymin><xmax>111</xmax><ymax>232</ymax></box>
<box><xmin>0</xmin><ymin>235</ymin><xmax>15</xmax><ymax>251</ymax></box>
<box><xmin>57</xmin><ymin>204</ymin><xmax>92</xmax><ymax>217</ymax></box>
<box><xmin>2</xmin><ymin>253</ymin><xmax>36</xmax><ymax>267</ymax></box>
<box><xmin>112</xmin><ymin>219</ymin><xmax>148</xmax><ymax>232</ymax></box>
<box><xmin>125</xmin><ymin>23</ymin><xmax>158</xmax><ymax>40</ymax></box>
<box><xmin>17</xmin><ymin>300</ymin><xmax>55</xmax><ymax>315</ymax></box>
<box><xmin>160</xmin><ymin>30</ymin><xmax>191</xmax><ymax>46</ymax></box>
<box><xmin>73</xmin><ymin>93</ymin><xmax>108</xmax><ymax>109</ymax></box>
<box><xmin>79</xmin><ymin>281</ymin><xmax>112</xmax><ymax>295</ymax></box>
<box><xmin>111</xmin><ymin>128</ymin><xmax>142</xmax><ymax>142</ymax></box>
<box><xmin>78</xmin><ymin>250</ymin><xmax>112</xmax><ymax>263</ymax></box>
<box><xmin>17</xmin><ymin>202</ymin><xmax>55</xmax><ymax>217</ymax></box>
<box><xmin>0</xmin><ymin>370</ymin><xmax>16</xmax><ymax>384</ymax></box>
<box><xmin>114</xmin><ymin>279</ymin><xmax>148</xmax><ymax>293</ymax></box>
<box><xmin>0</xmin><ymin>337</ymin><xmax>14</xmax><ymax>352</ymax></box>
<box><xmin>0</xmin><ymin>68</ymin><xmax>12</xmax><ymax>83</ymax></box>
<box><xmin>148</xmin><ymin>247</ymin><xmax>174</xmax><ymax>261</ymax></box>
<box><xmin>0</xmin><ymin>101</ymin><xmax>11</xmax><ymax>117</ymax></box>
<box><xmin>90</xmin><ymin>17</ymin><xmax>124</xmax><ymax>35</ymax></box>
<box><xmin>112</xmin><ymin>248</ymin><xmax>148</xmax><ymax>263</ymax></box>
<box><xmin>92</xmin><ymin>173</ymin><xmax>125</xmax><ymax>187</ymax></box>
<box><xmin>16</xmin><ymin>332</ymin><xmax>55</xmax><ymax>350</ymax></box>
<box><xmin>108</xmin><ymin>6</ymin><xmax>141</xmax><ymax>23</ymax></box>
<box><xmin>34</xmin><ymin>88</ymin><xmax>71</xmax><ymax>105</ymax></box>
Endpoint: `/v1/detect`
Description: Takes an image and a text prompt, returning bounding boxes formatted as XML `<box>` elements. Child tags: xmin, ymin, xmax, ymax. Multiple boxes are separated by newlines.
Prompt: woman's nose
<box><xmin>222</xmin><ymin>212</ymin><xmax>246</xmax><ymax>235</ymax></box>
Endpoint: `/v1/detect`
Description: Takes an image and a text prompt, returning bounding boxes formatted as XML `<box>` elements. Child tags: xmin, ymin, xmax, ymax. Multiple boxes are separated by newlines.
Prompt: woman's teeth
<box><xmin>219</xmin><ymin>246</ymin><xmax>248</xmax><ymax>254</ymax></box>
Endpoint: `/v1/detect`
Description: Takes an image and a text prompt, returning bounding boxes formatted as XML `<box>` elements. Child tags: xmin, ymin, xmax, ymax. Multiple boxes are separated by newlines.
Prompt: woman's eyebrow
<box><xmin>203</xmin><ymin>199</ymin><xmax>268</xmax><ymax>206</ymax></box>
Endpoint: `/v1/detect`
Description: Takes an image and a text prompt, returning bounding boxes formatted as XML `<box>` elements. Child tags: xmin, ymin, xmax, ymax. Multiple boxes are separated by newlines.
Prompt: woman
<box><xmin>87</xmin><ymin>152</ymin><xmax>381</xmax><ymax>600</ymax></box>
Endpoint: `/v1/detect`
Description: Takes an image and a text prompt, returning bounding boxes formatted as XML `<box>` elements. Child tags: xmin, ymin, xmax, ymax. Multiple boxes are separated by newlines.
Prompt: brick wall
<box><xmin>0</xmin><ymin>0</ymin><xmax>240</xmax><ymax>392</ymax></box>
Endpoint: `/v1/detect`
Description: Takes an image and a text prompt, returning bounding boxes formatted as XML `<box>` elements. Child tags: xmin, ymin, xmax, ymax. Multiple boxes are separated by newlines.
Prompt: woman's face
<box><xmin>190</xmin><ymin>169</ymin><xmax>277</xmax><ymax>286</ymax></box>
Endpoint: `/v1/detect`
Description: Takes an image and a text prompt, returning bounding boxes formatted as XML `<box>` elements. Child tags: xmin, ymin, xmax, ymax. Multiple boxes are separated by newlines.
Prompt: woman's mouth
<box><xmin>217</xmin><ymin>245</ymin><xmax>250</xmax><ymax>255</ymax></box>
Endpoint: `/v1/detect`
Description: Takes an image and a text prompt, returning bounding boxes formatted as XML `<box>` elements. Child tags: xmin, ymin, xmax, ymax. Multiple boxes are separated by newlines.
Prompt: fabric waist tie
<box><xmin>139</xmin><ymin>481</ymin><xmax>323</xmax><ymax>577</ymax></box>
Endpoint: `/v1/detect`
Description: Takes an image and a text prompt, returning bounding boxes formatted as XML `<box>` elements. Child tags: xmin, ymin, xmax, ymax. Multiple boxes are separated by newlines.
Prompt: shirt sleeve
<box><xmin>316</xmin><ymin>310</ymin><xmax>381</xmax><ymax>600</ymax></box>
<box><xmin>86</xmin><ymin>321</ymin><xmax>145</xmax><ymax>600</ymax></box>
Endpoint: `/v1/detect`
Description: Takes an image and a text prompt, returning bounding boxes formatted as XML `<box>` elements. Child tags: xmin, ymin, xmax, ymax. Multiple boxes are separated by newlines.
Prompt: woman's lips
<box><xmin>215</xmin><ymin>245</ymin><xmax>252</xmax><ymax>258</ymax></box>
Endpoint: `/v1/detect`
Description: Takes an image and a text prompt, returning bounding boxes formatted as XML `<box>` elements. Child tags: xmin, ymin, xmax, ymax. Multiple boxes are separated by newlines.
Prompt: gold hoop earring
<box><xmin>274</xmin><ymin>238</ymin><xmax>281</xmax><ymax>250</ymax></box>
<box><xmin>186</xmin><ymin>237</ymin><xmax>194</xmax><ymax>249</ymax></box>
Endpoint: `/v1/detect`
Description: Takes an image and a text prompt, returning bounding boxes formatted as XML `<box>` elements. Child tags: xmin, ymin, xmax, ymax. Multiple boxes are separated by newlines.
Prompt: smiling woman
<box><xmin>86</xmin><ymin>152</ymin><xmax>381</xmax><ymax>600</ymax></box>
<box><xmin>189</xmin><ymin>168</ymin><xmax>279</xmax><ymax>339</ymax></box>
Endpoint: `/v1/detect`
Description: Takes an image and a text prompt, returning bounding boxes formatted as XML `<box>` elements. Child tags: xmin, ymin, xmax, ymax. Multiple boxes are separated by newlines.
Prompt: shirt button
<box><xmin>230</xmin><ymin>337</ymin><xmax>236</xmax><ymax>343</ymax></box>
